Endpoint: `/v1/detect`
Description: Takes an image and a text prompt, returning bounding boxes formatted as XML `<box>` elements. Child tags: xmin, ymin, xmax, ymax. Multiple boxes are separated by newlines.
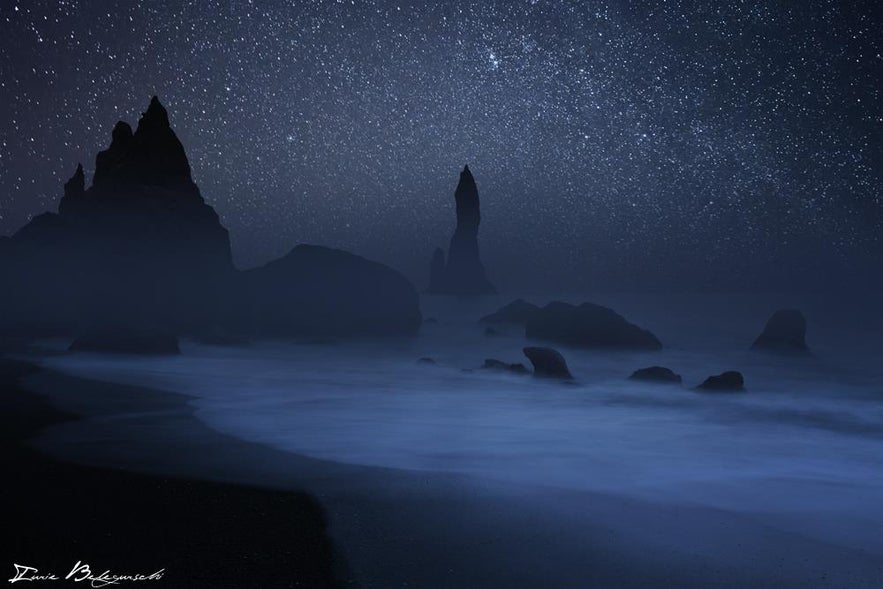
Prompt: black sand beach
<box><xmin>8</xmin><ymin>351</ymin><xmax>883</xmax><ymax>588</ymax></box>
<box><xmin>1</xmin><ymin>359</ymin><xmax>342</xmax><ymax>588</ymax></box>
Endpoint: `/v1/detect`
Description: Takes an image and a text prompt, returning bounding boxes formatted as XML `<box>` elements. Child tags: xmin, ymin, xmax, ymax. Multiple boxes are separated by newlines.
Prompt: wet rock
<box><xmin>482</xmin><ymin>358</ymin><xmax>530</xmax><ymax>375</ymax></box>
<box><xmin>696</xmin><ymin>371</ymin><xmax>745</xmax><ymax>392</ymax></box>
<box><xmin>629</xmin><ymin>366</ymin><xmax>682</xmax><ymax>384</ymax></box>
<box><xmin>522</xmin><ymin>346</ymin><xmax>573</xmax><ymax>379</ymax></box>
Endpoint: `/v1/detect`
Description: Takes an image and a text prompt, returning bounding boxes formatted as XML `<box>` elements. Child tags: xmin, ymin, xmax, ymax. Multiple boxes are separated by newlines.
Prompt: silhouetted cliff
<box><xmin>0</xmin><ymin>97</ymin><xmax>421</xmax><ymax>337</ymax></box>
<box><xmin>1</xmin><ymin>97</ymin><xmax>233</xmax><ymax>334</ymax></box>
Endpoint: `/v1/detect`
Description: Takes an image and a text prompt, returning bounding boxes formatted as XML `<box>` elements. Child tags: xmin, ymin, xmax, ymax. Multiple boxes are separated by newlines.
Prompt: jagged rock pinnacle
<box><xmin>66</xmin><ymin>163</ymin><xmax>84</xmax><ymax>196</ymax></box>
<box><xmin>111</xmin><ymin>121</ymin><xmax>134</xmax><ymax>145</ymax></box>
<box><xmin>427</xmin><ymin>165</ymin><xmax>496</xmax><ymax>295</ymax></box>
<box><xmin>58</xmin><ymin>163</ymin><xmax>86</xmax><ymax>215</ymax></box>
<box><xmin>454</xmin><ymin>164</ymin><xmax>480</xmax><ymax>231</ymax></box>
<box><xmin>137</xmin><ymin>95</ymin><xmax>171</xmax><ymax>132</ymax></box>
<box><xmin>93</xmin><ymin>122</ymin><xmax>133</xmax><ymax>185</ymax></box>
<box><xmin>92</xmin><ymin>96</ymin><xmax>193</xmax><ymax>188</ymax></box>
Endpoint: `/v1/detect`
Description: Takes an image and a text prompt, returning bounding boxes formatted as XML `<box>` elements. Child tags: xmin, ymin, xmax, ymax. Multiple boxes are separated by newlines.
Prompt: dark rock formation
<box><xmin>92</xmin><ymin>98</ymin><xmax>192</xmax><ymax>188</ymax></box>
<box><xmin>482</xmin><ymin>358</ymin><xmax>530</xmax><ymax>375</ymax></box>
<box><xmin>523</xmin><ymin>347</ymin><xmax>573</xmax><ymax>379</ymax></box>
<box><xmin>480</xmin><ymin>299</ymin><xmax>541</xmax><ymax>324</ymax></box>
<box><xmin>69</xmin><ymin>327</ymin><xmax>180</xmax><ymax>355</ymax></box>
<box><xmin>751</xmin><ymin>309</ymin><xmax>809</xmax><ymax>354</ymax></box>
<box><xmin>57</xmin><ymin>163</ymin><xmax>85</xmax><ymax>215</ymax></box>
<box><xmin>629</xmin><ymin>366</ymin><xmax>682</xmax><ymax>384</ymax></box>
<box><xmin>427</xmin><ymin>166</ymin><xmax>495</xmax><ymax>295</ymax></box>
<box><xmin>1</xmin><ymin>97</ymin><xmax>423</xmax><ymax>340</ymax></box>
<box><xmin>1</xmin><ymin>96</ymin><xmax>233</xmax><ymax>335</ymax></box>
<box><xmin>525</xmin><ymin>302</ymin><xmax>662</xmax><ymax>350</ymax></box>
<box><xmin>235</xmin><ymin>244</ymin><xmax>421</xmax><ymax>337</ymax></box>
<box><xmin>93</xmin><ymin>121</ymin><xmax>134</xmax><ymax>185</ymax></box>
<box><xmin>697</xmin><ymin>371</ymin><xmax>745</xmax><ymax>392</ymax></box>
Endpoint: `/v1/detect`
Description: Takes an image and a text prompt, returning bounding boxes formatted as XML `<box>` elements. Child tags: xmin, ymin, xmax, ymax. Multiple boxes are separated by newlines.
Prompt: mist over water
<box><xmin>39</xmin><ymin>292</ymin><xmax>883</xmax><ymax>557</ymax></box>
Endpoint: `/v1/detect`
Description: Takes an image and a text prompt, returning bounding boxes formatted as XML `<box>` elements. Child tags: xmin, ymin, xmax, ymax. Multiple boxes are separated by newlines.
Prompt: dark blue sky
<box><xmin>1</xmin><ymin>1</ymin><xmax>880</xmax><ymax>290</ymax></box>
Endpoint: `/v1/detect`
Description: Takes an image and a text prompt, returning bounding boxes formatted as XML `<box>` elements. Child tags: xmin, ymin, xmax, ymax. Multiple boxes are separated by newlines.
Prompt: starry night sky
<box><xmin>1</xmin><ymin>1</ymin><xmax>880</xmax><ymax>290</ymax></box>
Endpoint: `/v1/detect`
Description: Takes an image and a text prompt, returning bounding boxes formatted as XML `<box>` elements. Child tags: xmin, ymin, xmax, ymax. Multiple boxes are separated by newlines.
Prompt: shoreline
<box><xmin>0</xmin><ymin>358</ymin><xmax>342</xmax><ymax>588</ymax></box>
<box><xmin>11</xmin><ymin>356</ymin><xmax>883</xmax><ymax>588</ymax></box>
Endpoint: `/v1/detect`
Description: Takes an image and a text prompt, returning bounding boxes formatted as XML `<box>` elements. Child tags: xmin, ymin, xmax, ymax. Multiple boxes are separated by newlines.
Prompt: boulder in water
<box><xmin>696</xmin><ymin>371</ymin><xmax>745</xmax><ymax>392</ymax></box>
<box><xmin>482</xmin><ymin>358</ymin><xmax>530</xmax><ymax>375</ymax></box>
<box><xmin>523</xmin><ymin>347</ymin><xmax>573</xmax><ymax>379</ymax></box>
<box><xmin>629</xmin><ymin>366</ymin><xmax>682</xmax><ymax>384</ymax></box>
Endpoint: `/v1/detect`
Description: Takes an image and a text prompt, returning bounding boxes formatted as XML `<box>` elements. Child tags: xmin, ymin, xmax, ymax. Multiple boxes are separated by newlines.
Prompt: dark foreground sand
<box><xmin>1</xmin><ymin>359</ymin><xmax>342</xmax><ymax>588</ymax></box>
<box><xmin>9</xmin><ymin>356</ymin><xmax>883</xmax><ymax>588</ymax></box>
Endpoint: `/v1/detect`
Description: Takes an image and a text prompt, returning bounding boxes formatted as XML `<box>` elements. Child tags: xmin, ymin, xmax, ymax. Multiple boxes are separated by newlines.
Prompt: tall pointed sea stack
<box><xmin>427</xmin><ymin>165</ymin><xmax>495</xmax><ymax>295</ymax></box>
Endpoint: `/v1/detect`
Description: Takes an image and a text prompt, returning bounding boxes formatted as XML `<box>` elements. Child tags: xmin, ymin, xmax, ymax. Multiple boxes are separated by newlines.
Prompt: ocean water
<box><xmin>37</xmin><ymin>292</ymin><xmax>883</xmax><ymax>558</ymax></box>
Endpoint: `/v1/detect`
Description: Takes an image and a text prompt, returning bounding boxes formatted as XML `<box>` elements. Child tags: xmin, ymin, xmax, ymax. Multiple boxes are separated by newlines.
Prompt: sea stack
<box><xmin>427</xmin><ymin>165</ymin><xmax>496</xmax><ymax>295</ymax></box>
<box><xmin>751</xmin><ymin>309</ymin><xmax>809</xmax><ymax>354</ymax></box>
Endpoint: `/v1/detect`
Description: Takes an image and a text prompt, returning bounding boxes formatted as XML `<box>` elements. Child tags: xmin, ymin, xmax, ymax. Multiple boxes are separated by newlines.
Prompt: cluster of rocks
<box><xmin>1</xmin><ymin>97</ymin><xmax>817</xmax><ymax>373</ymax></box>
<box><xmin>465</xmin><ymin>303</ymin><xmax>813</xmax><ymax>392</ymax></box>
<box><xmin>462</xmin><ymin>346</ymin><xmax>575</xmax><ymax>380</ymax></box>
<box><xmin>630</xmin><ymin>366</ymin><xmax>745</xmax><ymax>392</ymax></box>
